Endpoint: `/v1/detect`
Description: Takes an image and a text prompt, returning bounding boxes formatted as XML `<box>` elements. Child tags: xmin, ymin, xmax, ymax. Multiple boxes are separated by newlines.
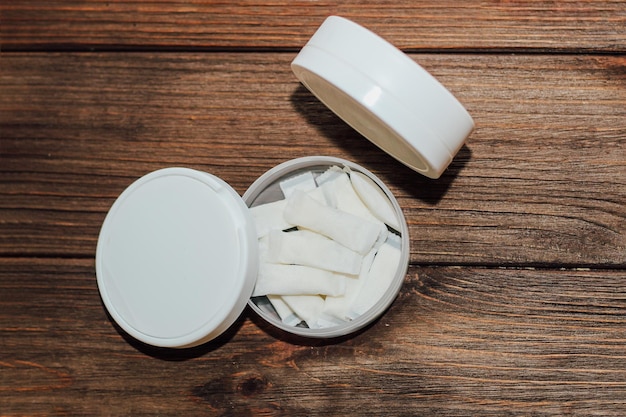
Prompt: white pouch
<box><xmin>279</xmin><ymin>171</ymin><xmax>317</xmax><ymax>198</ymax></box>
<box><xmin>267</xmin><ymin>229</ymin><xmax>363</xmax><ymax>275</ymax></box>
<box><xmin>283</xmin><ymin>190</ymin><xmax>381</xmax><ymax>255</ymax></box>
<box><xmin>349</xmin><ymin>170</ymin><xmax>400</xmax><ymax>231</ymax></box>
<box><xmin>267</xmin><ymin>295</ymin><xmax>301</xmax><ymax>326</ymax></box>
<box><xmin>282</xmin><ymin>294</ymin><xmax>325</xmax><ymax>329</ymax></box>
<box><xmin>249</xmin><ymin>199</ymin><xmax>293</xmax><ymax>238</ymax></box>
<box><xmin>315</xmin><ymin>165</ymin><xmax>344</xmax><ymax>187</ymax></box>
<box><xmin>252</xmin><ymin>263</ymin><xmax>346</xmax><ymax>297</ymax></box>
<box><xmin>321</xmin><ymin>246</ymin><xmax>376</xmax><ymax>321</ymax></box>
<box><xmin>348</xmin><ymin>234</ymin><xmax>402</xmax><ymax>318</ymax></box>
<box><xmin>319</xmin><ymin>169</ymin><xmax>380</xmax><ymax>224</ymax></box>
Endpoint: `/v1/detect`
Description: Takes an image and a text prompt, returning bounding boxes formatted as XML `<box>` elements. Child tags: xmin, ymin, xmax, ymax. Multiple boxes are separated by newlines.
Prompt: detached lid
<box><xmin>291</xmin><ymin>16</ymin><xmax>474</xmax><ymax>179</ymax></box>
<box><xmin>95</xmin><ymin>168</ymin><xmax>258</xmax><ymax>348</ymax></box>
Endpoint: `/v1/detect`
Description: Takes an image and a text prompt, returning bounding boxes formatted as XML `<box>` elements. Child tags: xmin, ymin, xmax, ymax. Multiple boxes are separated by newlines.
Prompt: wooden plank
<box><xmin>1</xmin><ymin>258</ymin><xmax>625</xmax><ymax>415</ymax></box>
<box><xmin>1</xmin><ymin>1</ymin><xmax>626</xmax><ymax>52</ymax></box>
<box><xmin>1</xmin><ymin>52</ymin><xmax>624</xmax><ymax>266</ymax></box>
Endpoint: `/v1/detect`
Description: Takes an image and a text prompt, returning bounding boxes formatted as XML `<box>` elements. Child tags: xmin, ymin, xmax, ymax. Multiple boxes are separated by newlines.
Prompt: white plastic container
<box><xmin>244</xmin><ymin>156</ymin><xmax>409</xmax><ymax>338</ymax></box>
<box><xmin>95</xmin><ymin>16</ymin><xmax>474</xmax><ymax>348</ymax></box>
<box><xmin>96</xmin><ymin>157</ymin><xmax>409</xmax><ymax>347</ymax></box>
<box><xmin>292</xmin><ymin>16</ymin><xmax>474</xmax><ymax>179</ymax></box>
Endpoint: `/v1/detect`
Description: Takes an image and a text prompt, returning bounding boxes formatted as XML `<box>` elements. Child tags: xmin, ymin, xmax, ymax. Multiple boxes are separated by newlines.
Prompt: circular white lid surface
<box><xmin>291</xmin><ymin>16</ymin><xmax>475</xmax><ymax>179</ymax></box>
<box><xmin>96</xmin><ymin>168</ymin><xmax>258</xmax><ymax>348</ymax></box>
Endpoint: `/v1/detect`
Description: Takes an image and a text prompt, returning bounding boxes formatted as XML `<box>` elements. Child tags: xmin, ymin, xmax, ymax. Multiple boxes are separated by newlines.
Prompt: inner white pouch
<box><xmin>348</xmin><ymin>234</ymin><xmax>402</xmax><ymax>318</ymax></box>
<box><xmin>348</xmin><ymin>170</ymin><xmax>401</xmax><ymax>231</ymax></box>
<box><xmin>283</xmin><ymin>190</ymin><xmax>381</xmax><ymax>255</ymax></box>
<box><xmin>282</xmin><ymin>294</ymin><xmax>325</xmax><ymax>329</ymax></box>
<box><xmin>279</xmin><ymin>170</ymin><xmax>317</xmax><ymax>198</ymax></box>
<box><xmin>252</xmin><ymin>263</ymin><xmax>346</xmax><ymax>297</ymax></box>
<box><xmin>321</xmin><ymin>246</ymin><xmax>376</xmax><ymax>321</ymax></box>
<box><xmin>266</xmin><ymin>229</ymin><xmax>363</xmax><ymax>275</ymax></box>
<box><xmin>318</xmin><ymin>169</ymin><xmax>380</xmax><ymax>225</ymax></box>
<box><xmin>249</xmin><ymin>199</ymin><xmax>292</xmax><ymax>238</ymax></box>
<box><xmin>267</xmin><ymin>295</ymin><xmax>301</xmax><ymax>327</ymax></box>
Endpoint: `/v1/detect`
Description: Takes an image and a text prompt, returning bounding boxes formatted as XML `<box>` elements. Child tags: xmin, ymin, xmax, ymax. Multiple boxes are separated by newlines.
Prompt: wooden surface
<box><xmin>1</xmin><ymin>1</ymin><xmax>625</xmax><ymax>416</ymax></box>
<box><xmin>2</xmin><ymin>1</ymin><xmax>626</xmax><ymax>52</ymax></box>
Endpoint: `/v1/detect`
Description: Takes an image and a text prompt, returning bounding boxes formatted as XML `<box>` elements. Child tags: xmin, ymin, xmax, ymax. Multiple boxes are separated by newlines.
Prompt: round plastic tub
<box><xmin>244</xmin><ymin>156</ymin><xmax>410</xmax><ymax>339</ymax></box>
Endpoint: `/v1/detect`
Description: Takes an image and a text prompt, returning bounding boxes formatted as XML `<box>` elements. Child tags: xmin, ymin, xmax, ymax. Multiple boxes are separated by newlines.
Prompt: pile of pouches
<box><xmin>250</xmin><ymin>165</ymin><xmax>403</xmax><ymax>329</ymax></box>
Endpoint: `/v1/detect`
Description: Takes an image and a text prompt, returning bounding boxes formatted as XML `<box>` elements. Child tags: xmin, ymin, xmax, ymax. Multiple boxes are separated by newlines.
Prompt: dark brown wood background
<box><xmin>1</xmin><ymin>1</ymin><xmax>625</xmax><ymax>415</ymax></box>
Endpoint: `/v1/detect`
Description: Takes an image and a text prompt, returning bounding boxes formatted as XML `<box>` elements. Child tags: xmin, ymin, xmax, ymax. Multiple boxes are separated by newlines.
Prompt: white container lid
<box><xmin>291</xmin><ymin>16</ymin><xmax>475</xmax><ymax>179</ymax></box>
<box><xmin>95</xmin><ymin>168</ymin><xmax>258</xmax><ymax>348</ymax></box>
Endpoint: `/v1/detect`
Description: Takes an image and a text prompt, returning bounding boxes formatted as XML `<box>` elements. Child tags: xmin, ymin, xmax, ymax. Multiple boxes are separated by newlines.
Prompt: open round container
<box><xmin>244</xmin><ymin>156</ymin><xmax>409</xmax><ymax>338</ymax></box>
<box><xmin>95</xmin><ymin>156</ymin><xmax>409</xmax><ymax>348</ymax></box>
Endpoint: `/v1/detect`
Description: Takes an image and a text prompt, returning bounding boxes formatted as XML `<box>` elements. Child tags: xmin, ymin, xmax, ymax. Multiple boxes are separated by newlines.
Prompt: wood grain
<box><xmin>1</xmin><ymin>3</ymin><xmax>625</xmax><ymax>413</ymax></box>
<box><xmin>1</xmin><ymin>1</ymin><xmax>626</xmax><ymax>52</ymax></box>
<box><xmin>1</xmin><ymin>52</ymin><xmax>624</xmax><ymax>266</ymax></box>
<box><xmin>1</xmin><ymin>258</ymin><xmax>625</xmax><ymax>415</ymax></box>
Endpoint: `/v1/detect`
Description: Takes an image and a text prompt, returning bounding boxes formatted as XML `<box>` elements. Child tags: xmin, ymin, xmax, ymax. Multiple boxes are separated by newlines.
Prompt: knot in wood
<box><xmin>237</xmin><ymin>374</ymin><xmax>268</xmax><ymax>397</ymax></box>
